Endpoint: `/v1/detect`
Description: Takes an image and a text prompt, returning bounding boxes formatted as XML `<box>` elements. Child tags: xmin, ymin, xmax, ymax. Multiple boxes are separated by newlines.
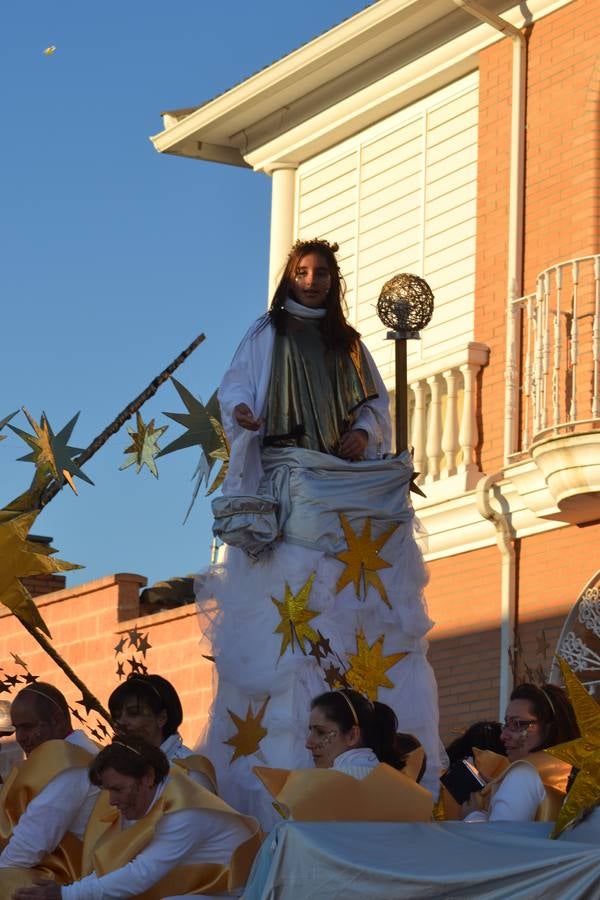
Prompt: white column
<box><xmin>267</xmin><ymin>166</ymin><xmax>297</xmax><ymax>302</ymax></box>
<box><xmin>411</xmin><ymin>380</ymin><xmax>427</xmax><ymax>479</ymax></box>
<box><xmin>459</xmin><ymin>362</ymin><xmax>479</xmax><ymax>473</ymax></box>
<box><xmin>426</xmin><ymin>375</ymin><xmax>442</xmax><ymax>482</ymax></box>
<box><xmin>442</xmin><ymin>368</ymin><xmax>459</xmax><ymax>476</ymax></box>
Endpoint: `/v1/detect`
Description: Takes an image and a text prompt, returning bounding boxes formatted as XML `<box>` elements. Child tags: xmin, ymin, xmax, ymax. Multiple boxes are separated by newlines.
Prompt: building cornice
<box><xmin>151</xmin><ymin>0</ymin><xmax>572</xmax><ymax>171</ymax></box>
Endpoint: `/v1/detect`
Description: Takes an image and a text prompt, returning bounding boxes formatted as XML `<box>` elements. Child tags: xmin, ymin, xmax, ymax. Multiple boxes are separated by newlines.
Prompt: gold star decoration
<box><xmin>0</xmin><ymin>411</ymin><xmax>17</xmax><ymax>442</ymax></box>
<box><xmin>0</xmin><ymin>509</ymin><xmax>81</xmax><ymax>636</ymax></box>
<box><xmin>224</xmin><ymin>696</ymin><xmax>269</xmax><ymax>763</ymax></box>
<box><xmin>10</xmin><ymin>409</ymin><xmax>93</xmax><ymax>494</ymax></box>
<box><xmin>548</xmin><ymin>656</ymin><xmax>600</xmax><ymax>838</ymax></box>
<box><xmin>335</xmin><ymin>514</ymin><xmax>398</xmax><ymax>608</ymax></box>
<box><xmin>205</xmin><ymin>417</ymin><xmax>230</xmax><ymax>497</ymax></box>
<box><xmin>43</xmin><ymin>45</ymin><xmax>56</xmax><ymax>55</ymax></box>
<box><xmin>345</xmin><ymin>628</ymin><xmax>407</xmax><ymax>701</ymax></box>
<box><xmin>119</xmin><ymin>412</ymin><xmax>168</xmax><ymax>478</ymax></box>
<box><xmin>272</xmin><ymin>573</ymin><xmax>320</xmax><ymax>659</ymax></box>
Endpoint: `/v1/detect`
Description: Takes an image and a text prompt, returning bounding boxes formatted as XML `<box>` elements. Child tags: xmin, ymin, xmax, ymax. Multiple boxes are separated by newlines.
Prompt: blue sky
<box><xmin>1</xmin><ymin>1</ymin><xmax>371</xmax><ymax>589</ymax></box>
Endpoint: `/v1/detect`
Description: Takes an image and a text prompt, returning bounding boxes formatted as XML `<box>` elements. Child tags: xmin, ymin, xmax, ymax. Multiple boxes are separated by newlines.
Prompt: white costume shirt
<box><xmin>219</xmin><ymin>307</ymin><xmax>392</xmax><ymax>496</ymax></box>
<box><xmin>62</xmin><ymin>778</ymin><xmax>252</xmax><ymax>900</ymax></box>
<box><xmin>0</xmin><ymin>730</ymin><xmax>99</xmax><ymax>869</ymax></box>
<box><xmin>333</xmin><ymin>748</ymin><xmax>380</xmax><ymax>780</ymax></box>
<box><xmin>160</xmin><ymin>733</ymin><xmax>215</xmax><ymax>792</ymax></box>
<box><xmin>465</xmin><ymin>763</ymin><xmax>546</xmax><ymax>823</ymax></box>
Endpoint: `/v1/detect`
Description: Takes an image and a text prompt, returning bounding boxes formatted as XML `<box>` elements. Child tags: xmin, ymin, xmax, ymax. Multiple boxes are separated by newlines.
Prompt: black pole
<box><xmin>395</xmin><ymin>338</ymin><xmax>408</xmax><ymax>454</ymax></box>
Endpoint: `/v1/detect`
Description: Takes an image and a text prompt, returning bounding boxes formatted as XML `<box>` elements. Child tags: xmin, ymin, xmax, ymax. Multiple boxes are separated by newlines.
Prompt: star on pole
<box><xmin>272</xmin><ymin>573</ymin><xmax>320</xmax><ymax>659</ymax></box>
<box><xmin>224</xmin><ymin>696</ymin><xmax>270</xmax><ymax>763</ymax></box>
<box><xmin>335</xmin><ymin>514</ymin><xmax>398</xmax><ymax>608</ymax></box>
<box><xmin>0</xmin><ymin>509</ymin><xmax>81</xmax><ymax>635</ymax></box>
<box><xmin>0</xmin><ymin>411</ymin><xmax>17</xmax><ymax>442</ymax></box>
<box><xmin>10</xmin><ymin>410</ymin><xmax>93</xmax><ymax>494</ymax></box>
<box><xmin>345</xmin><ymin>628</ymin><xmax>407</xmax><ymax>701</ymax></box>
<box><xmin>119</xmin><ymin>412</ymin><xmax>168</xmax><ymax>478</ymax></box>
<box><xmin>548</xmin><ymin>657</ymin><xmax>600</xmax><ymax>837</ymax></box>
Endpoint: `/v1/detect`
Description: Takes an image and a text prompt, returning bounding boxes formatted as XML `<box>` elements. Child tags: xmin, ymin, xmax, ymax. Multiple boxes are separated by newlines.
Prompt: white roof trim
<box><xmin>151</xmin><ymin>0</ymin><xmax>573</xmax><ymax>171</ymax></box>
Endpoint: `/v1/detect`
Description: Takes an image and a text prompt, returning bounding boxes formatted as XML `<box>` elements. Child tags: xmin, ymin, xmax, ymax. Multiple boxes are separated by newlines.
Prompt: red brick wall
<box><xmin>475</xmin><ymin>0</ymin><xmax>600</xmax><ymax>471</ymax></box>
<box><xmin>0</xmin><ymin>574</ymin><xmax>213</xmax><ymax>777</ymax></box>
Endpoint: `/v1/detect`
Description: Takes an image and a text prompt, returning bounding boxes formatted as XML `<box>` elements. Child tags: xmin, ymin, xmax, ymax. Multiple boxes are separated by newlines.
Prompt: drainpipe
<box><xmin>476</xmin><ymin>473</ymin><xmax>517</xmax><ymax>718</ymax></box>
<box><xmin>453</xmin><ymin>1</ymin><xmax>527</xmax><ymax>715</ymax></box>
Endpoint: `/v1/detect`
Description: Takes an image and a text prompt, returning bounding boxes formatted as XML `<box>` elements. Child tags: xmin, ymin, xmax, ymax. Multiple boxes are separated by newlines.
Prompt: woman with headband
<box><xmin>254</xmin><ymin>689</ymin><xmax>433</xmax><ymax>823</ymax></box>
<box><xmin>108</xmin><ymin>674</ymin><xmax>217</xmax><ymax>793</ymax></box>
<box><xmin>196</xmin><ymin>238</ymin><xmax>443</xmax><ymax>826</ymax></box>
<box><xmin>13</xmin><ymin>735</ymin><xmax>260</xmax><ymax>900</ymax></box>
<box><xmin>463</xmin><ymin>682</ymin><xmax>579</xmax><ymax>823</ymax></box>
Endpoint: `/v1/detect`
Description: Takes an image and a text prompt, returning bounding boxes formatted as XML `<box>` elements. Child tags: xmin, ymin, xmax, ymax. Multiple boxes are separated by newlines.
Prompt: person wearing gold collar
<box><xmin>254</xmin><ymin>689</ymin><xmax>433</xmax><ymax>823</ymax></box>
<box><xmin>463</xmin><ymin>682</ymin><xmax>579</xmax><ymax>823</ymax></box>
<box><xmin>0</xmin><ymin>684</ymin><xmax>100</xmax><ymax>894</ymax></box>
<box><xmin>13</xmin><ymin>735</ymin><xmax>261</xmax><ymax>900</ymax></box>
<box><xmin>108</xmin><ymin>674</ymin><xmax>217</xmax><ymax>792</ymax></box>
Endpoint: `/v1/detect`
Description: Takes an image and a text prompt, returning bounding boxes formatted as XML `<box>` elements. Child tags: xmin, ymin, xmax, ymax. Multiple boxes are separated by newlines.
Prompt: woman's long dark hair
<box><xmin>269</xmin><ymin>239</ymin><xmax>360</xmax><ymax>351</ymax></box>
<box><xmin>510</xmin><ymin>682</ymin><xmax>579</xmax><ymax>751</ymax></box>
<box><xmin>311</xmin><ymin>689</ymin><xmax>406</xmax><ymax>770</ymax></box>
<box><xmin>445</xmin><ymin>721</ymin><xmax>506</xmax><ymax>764</ymax></box>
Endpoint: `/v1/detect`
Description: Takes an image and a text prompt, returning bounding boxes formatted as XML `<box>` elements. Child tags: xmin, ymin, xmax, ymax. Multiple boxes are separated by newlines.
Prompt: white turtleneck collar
<box><xmin>284</xmin><ymin>296</ymin><xmax>326</xmax><ymax>319</ymax></box>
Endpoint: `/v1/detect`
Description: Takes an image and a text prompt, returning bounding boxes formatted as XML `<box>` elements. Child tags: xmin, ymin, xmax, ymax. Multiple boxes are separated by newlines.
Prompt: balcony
<box><xmin>506</xmin><ymin>254</ymin><xmax>600</xmax><ymax>524</ymax></box>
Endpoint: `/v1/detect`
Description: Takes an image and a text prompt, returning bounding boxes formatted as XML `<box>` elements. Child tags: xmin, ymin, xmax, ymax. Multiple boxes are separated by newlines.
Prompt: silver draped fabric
<box><xmin>259</xmin><ymin>447</ymin><xmax>415</xmax><ymax>554</ymax></box>
<box><xmin>264</xmin><ymin>315</ymin><xmax>378</xmax><ymax>454</ymax></box>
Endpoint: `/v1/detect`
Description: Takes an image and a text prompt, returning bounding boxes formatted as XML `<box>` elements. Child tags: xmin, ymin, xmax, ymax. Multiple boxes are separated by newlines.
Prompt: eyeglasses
<box><xmin>502</xmin><ymin>717</ymin><xmax>538</xmax><ymax>733</ymax></box>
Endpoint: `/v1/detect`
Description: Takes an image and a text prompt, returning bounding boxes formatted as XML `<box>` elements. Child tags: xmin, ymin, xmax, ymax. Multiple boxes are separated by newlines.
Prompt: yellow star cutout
<box><xmin>547</xmin><ymin>656</ymin><xmax>600</xmax><ymax>838</ymax></box>
<box><xmin>224</xmin><ymin>696</ymin><xmax>269</xmax><ymax>763</ymax></box>
<box><xmin>335</xmin><ymin>514</ymin><xmax>398</xmax><ymax>608</ymax></box>
<box><xmin>205</xmin><ymin>416</ymin><xmax>230</xmax><ymax>497</ymax></box>
<box><xmin>0</xmin><ymin>509</ymin><xmax>81</xmax><ymax>636</ymax></box>
<box><xmin>345</xmin><ymin>628</ymin><xmax>406</xmax><ymax>701</ymax></box>
<box><xmin>120</xmin><ymin>412</ymin><xmax>168</xmax><ymax>478</ymax></box>
<box><xmin>272</xmin><ymin>573</ymin><xmax>319</xmax><ymax>659</ymax></box>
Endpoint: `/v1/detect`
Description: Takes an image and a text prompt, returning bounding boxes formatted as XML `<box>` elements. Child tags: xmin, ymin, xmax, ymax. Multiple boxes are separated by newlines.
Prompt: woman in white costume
<box><xmin>196</xmin><ymin>238</ymin><xmax>443</xmax><ymax>827</ymax></box>
<box><xmin>464</xmin><ymin>682</ymin><xmax>578</xmax><ymax>823</ymax></box>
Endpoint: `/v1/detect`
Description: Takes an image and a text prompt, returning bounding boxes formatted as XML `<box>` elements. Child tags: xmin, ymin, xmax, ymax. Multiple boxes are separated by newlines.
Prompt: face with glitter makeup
<box><xmin>305</xmin><ymin>706</ymin><xmax>358</xmax><ymax>768</ymax></box>
<box><xmin>501</xmin><ymin>698</ymin><xmax>546</xmax><ymax>762</ymax></box>
<box><xmin>291</xmin><ymin>252</ymin><xmax>332</xmax><ymax>309</ymax></box>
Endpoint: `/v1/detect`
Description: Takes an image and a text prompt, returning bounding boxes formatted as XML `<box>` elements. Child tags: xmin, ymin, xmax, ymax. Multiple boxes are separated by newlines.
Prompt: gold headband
<box><xmin>539</xmin><ymin>687</ymin><xmax>556</xmax><ymax>717</ymax></box>
<box><xmin>123</xmin><ymin>676</ymin><xmax>163</xmax><ymax>702</ymax></box>
<box><xmin>335</xmin><ymin>690</ymin><xmax>359</xmax><ymax>727</ymax></box>
<box><xmin>20</xmin><ymin>687</ymin><xmax>65</xmax><ymax>714</ymax></box>
<box><xmin>112</xmin><ymin>739</ymin><xmax>142</xmax><ymax>756</ymax></box>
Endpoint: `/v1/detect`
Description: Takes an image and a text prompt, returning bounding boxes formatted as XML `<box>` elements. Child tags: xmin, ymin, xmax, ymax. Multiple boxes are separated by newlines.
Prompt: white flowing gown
<box><xmin>195</xmin><ymin>310</ymin><xmax>444</xmax><ymax>827</ymax></box>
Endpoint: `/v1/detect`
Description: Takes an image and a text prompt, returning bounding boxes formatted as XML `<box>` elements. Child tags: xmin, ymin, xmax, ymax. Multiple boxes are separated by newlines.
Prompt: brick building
<box><xmin>3</xmin><ymin>0</ymin><xmax>598</xmax><ymax>763</ymax></box>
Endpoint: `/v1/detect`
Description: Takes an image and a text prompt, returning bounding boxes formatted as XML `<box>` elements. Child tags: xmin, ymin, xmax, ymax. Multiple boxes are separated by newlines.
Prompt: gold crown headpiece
<box><xmin>289</xmin><ymin>237</ymin><xmax>340</xmax><ymax>256</ymax></box>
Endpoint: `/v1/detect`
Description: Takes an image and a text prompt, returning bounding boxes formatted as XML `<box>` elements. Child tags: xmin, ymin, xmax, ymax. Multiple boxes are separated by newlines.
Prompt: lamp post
<box><xmin>377</xmin><ymin>273</ymin><xmax>434</xmax><ymax>460</ymax></box>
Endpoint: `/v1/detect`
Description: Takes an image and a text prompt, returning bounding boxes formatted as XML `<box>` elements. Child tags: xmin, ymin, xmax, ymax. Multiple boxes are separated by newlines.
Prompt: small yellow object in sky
<box><xmin>43</xmin><ymin>45</ymin><xmax>57</xmax><ymax>56</ymax></box>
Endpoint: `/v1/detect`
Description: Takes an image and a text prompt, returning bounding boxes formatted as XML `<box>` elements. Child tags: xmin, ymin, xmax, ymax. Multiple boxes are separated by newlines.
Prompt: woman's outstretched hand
<box><xmin>234</xmin><ymin>403</ymin><xmax>263</xmax><ymax>431</ymax></box>
<box><xmin>338</xmin><ymin>428</ymin><xmax>368</xmax><ymax>460</ymax></box>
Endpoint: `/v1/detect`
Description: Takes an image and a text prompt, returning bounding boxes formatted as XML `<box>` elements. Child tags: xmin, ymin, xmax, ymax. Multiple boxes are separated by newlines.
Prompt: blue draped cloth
<box><xmin>243</xmin><ymin>821</ymin><xmax>600</xmax><ymax>899</ymax></box>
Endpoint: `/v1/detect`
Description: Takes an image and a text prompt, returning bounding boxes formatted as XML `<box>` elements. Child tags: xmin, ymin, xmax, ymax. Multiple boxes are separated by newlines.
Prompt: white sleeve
<box><xmin>61</xmin><ymin>810</ymin><xmax>204</xmax><ymax>900</ymax></box>
<box><xmin>218</xmin><ymin>320</ymin><xmax>270</xmax><ymax>440</ymax></box>
<box><xmin>0</xmin><ymin>768</ymin><xmax>91</xmax><ymax>868</ymax></box>
<box><xmin>488</xmin><ymin>765</ymin><xmax>546</xmax><ymax>821</ymax></box>
<box><xmin>353</xmin><ymin>342</ymin><xmax>392</xmax><ymax>457</ymax></box>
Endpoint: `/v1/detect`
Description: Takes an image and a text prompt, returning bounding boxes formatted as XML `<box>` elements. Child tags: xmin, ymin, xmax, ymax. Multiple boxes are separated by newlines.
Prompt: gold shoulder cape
<box><xmin>82</xmin><ymin>768</ymin><xmax>261</xmax><ymax>899</ymax></box>
<box><xmin>0</xmin><ymin>738</ymin><xmax>95</xmax><ymax>890</ymax></box>
<box><xmin>254</xmin><ymin>763</ymin><xmax>433</xmax><ymax>822</ymax></box>
<box><xmin>481</xmin><ymin>750</ymin><xmax>571</xmax><ymax>822</ymax></box>
<box><xmin>172</xmin><ymin>754</ymin><xmax>217</xmax><ymax>793</ymax></box>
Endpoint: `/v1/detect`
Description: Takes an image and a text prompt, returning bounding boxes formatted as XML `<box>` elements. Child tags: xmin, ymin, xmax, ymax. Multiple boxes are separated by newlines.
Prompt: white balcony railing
<box><xmin>506</xmin><ymin>254</ymin><xmax>600</xmax><ymax>458</ymax></box>
<box><xmin>400</xmin><ymin>343</ymin><xmax>489</xmax><ymax>486</ymax></box>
